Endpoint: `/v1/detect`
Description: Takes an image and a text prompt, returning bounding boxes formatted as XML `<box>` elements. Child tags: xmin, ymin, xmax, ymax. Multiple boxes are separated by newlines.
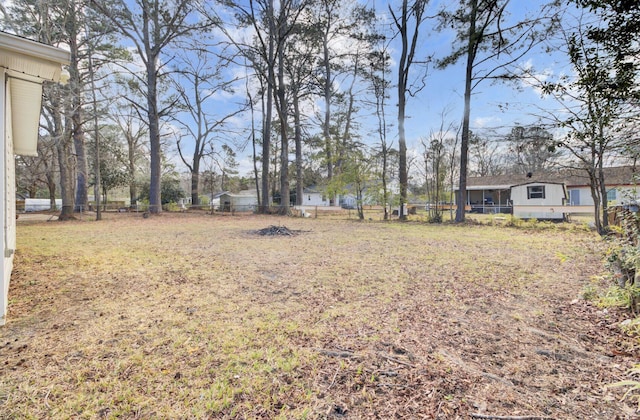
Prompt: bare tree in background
<box><xmin>109</xmin><ymin>93</ymin><xmax>148</xmax><ymax>208</ymax></box>
<box><xmin>92</xmin><ymin>0</ymin><xmax>214</xmax><ymax>214</ymax></box>
<box><xmin>367</xmin><ymin>43</ymin><xmax>394</xmax><ymax>220</ymax></box>
<box><xmin>172</xmin><ymin>48</ymin><xmax>245</xmax><ymax>207</ymax></box>
<box><xmin>468</xmin><ymin>132</ymin><xmax>503</xmax><ymax>177</ymax></box>
<box><xmin>505</xmin><ymin>125</ymin><xmax>559</xmax><ymax>175</ymax></box>
<box><xmin>421</xmin><ymin>112</ymin><xmax>458</xmax><ymax>222</ymax></box>
<box><xmin>389</xmin><ymin>0</ymin><xmax>429</xmax><ymax>220</ymax></box>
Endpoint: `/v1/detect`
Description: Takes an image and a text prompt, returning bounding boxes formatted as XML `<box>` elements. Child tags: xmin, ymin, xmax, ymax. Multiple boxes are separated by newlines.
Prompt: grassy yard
<box><xmin>0</xmin><ymin>213</ymin><xmax>637</xmax><ymax>419</ymax></box>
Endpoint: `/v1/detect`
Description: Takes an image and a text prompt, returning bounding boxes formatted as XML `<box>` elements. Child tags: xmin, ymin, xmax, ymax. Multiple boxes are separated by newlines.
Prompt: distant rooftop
<box><xmin>464</xmin><ymin>166</ymin><xmax>639</xmax><ymax>190</ymax></box>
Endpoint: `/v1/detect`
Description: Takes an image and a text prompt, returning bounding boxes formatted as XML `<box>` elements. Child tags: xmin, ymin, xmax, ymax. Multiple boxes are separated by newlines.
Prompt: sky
<box><xmin>391</xmin><ymin>0</ymin><xmax>575</xmax><ymax>142</ymax></box>
<box><xmin>4</xmin><ymin>0</ymin><xmax>584</xmax><ymax>180</ymax></box>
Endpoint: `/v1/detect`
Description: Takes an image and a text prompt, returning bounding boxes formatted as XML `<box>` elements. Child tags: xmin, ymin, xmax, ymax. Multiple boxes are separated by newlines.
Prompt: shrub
<box><xmin>164</xmin><ymin>202</ymin><xmax>181</xmax><ymax>212</ymax></box>
<box><xmin>581</xmin><ymin>283</ymin><xmax>599</xmax><ymax>301</ymax></box>
<box><xmin>138</xmin><ymin>179</ymin><xmax>186</xmax><ymax>205</ymax></box>
<box><xmin>504</xmin><ymin>215</ymin><xmax>524</xmax><ymax>228</ymax></box>
<box><xmin>598</xmin><ymin>284</ymin><xmax>640</xmax><ymax>313</ymax></box>
<box><xmin>199</xmin><ymin>195</ymin><xmax>210</xmax><ymax>206</ymax></box>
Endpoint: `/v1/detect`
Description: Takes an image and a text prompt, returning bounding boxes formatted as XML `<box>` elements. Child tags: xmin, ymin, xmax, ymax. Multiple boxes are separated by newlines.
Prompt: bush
<box><xmin>581</xmin><ymin>283</ymin><xmax>599</xmax><ymax>301</ymax></box>
<box><xmin>138</xmin><ymin>179</ymin><xmax>186</xmax><ymax>205</ymax></box>
<box><xmin>605</xmin><ymin>241</ymin><xmax>640</xmax><ymax>288</ymax></box>
<box><xmin>199</xmin><ymin>195</ymin><xmax>210</xmax><ymax>206</ymax></box>
<box><xmin>504</xmin><ymin>215</ymin><xmax>524</xmax><ymax>228</ymax></box>
<box><xmin>164</xmin><ymin>202</ymin><xmax>181</xmax><ymax>212</ymax></box>
<box><xmin>598</xmin><ymin>284</ymin><xmax>640</xmax><ymax>313</ymax></box>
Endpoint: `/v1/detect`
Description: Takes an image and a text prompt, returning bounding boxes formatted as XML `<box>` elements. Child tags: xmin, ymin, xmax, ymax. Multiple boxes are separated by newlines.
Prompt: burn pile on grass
<box><xmin>255</xmin><ymin>225</ymin><xmax>303</xmax><ymax>236</ymax></box>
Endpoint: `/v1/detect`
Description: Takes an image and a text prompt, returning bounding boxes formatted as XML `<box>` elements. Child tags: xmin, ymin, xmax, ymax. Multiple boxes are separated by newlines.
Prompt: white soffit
<box><xmin>0</xmin><ymin>32</ymin><xmax>70</xmax><ymax>156</ymax></box>
<box><xmin>466</xmin><ymin>185</ymin><xmax>513</xmax><ymax>191</ymax></box>
<box><xmin>9</xmin><ymin>77</ymin><xmax>43</xmax><ymax>157</ymax></box>
<box><xmin>0</xmin><ymin>32</ymin><xmax>70</xmax><ymax>82</ymax></box>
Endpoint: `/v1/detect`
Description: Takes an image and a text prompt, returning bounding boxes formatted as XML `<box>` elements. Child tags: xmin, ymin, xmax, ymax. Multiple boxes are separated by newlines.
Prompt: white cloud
<box><xmin>472</xmin><ymin>116</ymin><xmax>502</xmax><ymax>129</ymax></box>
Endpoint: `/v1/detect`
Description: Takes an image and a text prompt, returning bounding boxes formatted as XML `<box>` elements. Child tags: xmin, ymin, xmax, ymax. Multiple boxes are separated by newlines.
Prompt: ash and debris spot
<box><xmin>255</xmin><ymin>225</ymin><xmax>302</xmax><ymax>236</ymax></box>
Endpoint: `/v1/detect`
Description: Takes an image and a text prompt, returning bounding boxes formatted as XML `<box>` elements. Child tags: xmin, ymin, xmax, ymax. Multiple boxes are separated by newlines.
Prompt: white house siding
<box><xmin>511</xmin><ymin>182</ymin><xmax>567</xmax><ymax>220</ymax></box>
<box><xmin>567</xmin><ymin>186</ymin><xmax>640</xmax><ymax>207</ymax></box>
<box><xmin>608</xmin><ymin>186</ymin><xmax>640</xmax><ymax>205</ymax></box>
<box><xmin>0</xmin><ymin>33</ymin><xmax>69</xmax><ymax>325</ymax></box>
<box><xmin>567</xmin><ymin>187</ymin><xmax>593</xmax><ymax>206</ymax></box>
<box><xmin>1</xmin><ymin>71</ymin><xmax>18</xmax><ymax>324</ymax></box>
<box><xmin>304</xmin><ymin>192</ymin><xmax>330</xmax><ymax>206</ymax></box>
<box><xmin>1</xmin><ymin>68</ymin><xmax>11</xmax><ymax>325</ymax></box>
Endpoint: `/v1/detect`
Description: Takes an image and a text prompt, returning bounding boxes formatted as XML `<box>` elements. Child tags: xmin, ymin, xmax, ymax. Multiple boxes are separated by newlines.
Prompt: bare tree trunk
<box><xmin>587</xmin><ymin>169</ymin><xmax>603</xmax><ymax>234</ymax></box>
<box><xmin>294</xmin><ymin>95</ymin><xmax>303</xmax><ymax>206</ymax></box>
<box><xmin>74</xmin><ymin>134</ymin><xmax>88</xmax><ymax>212</ymax></box>
<box><xmin>191</xmin><ymin>159</ymin><xmax>200</xmax><ymax>206</ymax></box>
<box><xmin>276</xmin><ymin>24</ymin><xmax>290</xmax><ymax>214</ymax></box>
<box><xmin>248</xmin><ymin>79</ymin><xmax>261</xmax><ymax>206</ymax></box>
<box><xmin>146</xmin><ymin>51</ymin><xmax>162</xmax><ymax>213</ymax></box>
<box><xmin>391</xmin><ymin>0</ymin><xmax>426</xmax><ymax>221</ymax></box>
<box><xmin>398</xmin><ymin>94</ymin><xmax>408</xmax><ymax>220</ymax></box>
<box><xmin>57</xmin><ymin>99</ymin><xmax>76</xmax><ymax>221</ymax></box>
<box><xmin>46</xmin><ymin>172</ymin><xmax>56</xmax><ymax>210</ymax></box>
<box><xmin>260</xmin><ymin>0</ymin><xmax>275</xmax><ymax>213</ymax></box>
<box><xmin>322</xmin><ymin>31</ymin><xmax>334</xmax><ymax>206</ymax></box>
<box><xmin>72</xmin><ymin>104</ymin><xmax>88</xmax><ymax>213</ymax></box>
<box><xmin>455</xmin><ymin>0</ymin><xmax>477</xmax><ymax>223</ymax></box>
<box><xmin>87</xmin><ymin>27</ymin><xmax>102</xmax><ymax>221</ymax></box>
<box><xmin>456</xmin><ymin>86</ymin><xmax>471</xmax><ymax>222</ymax></box>
<box><xmin>373</xmin><ymin>49</ymin><xmax>390</xmax><ymax>221</ymax></box>
<box><xmin>69</xmin><ymin>27</ymin><xmax>88</xmax><ymax>213</ymax></box>
<box><xmin>271</xmin><ymin>140</ymin><xmax>279</xmax><ymax>204</ymax></box>
<box><xmin>598</xmin><ymin>164</ymin><xmax>609</xmax><ymax>233</ymax></box>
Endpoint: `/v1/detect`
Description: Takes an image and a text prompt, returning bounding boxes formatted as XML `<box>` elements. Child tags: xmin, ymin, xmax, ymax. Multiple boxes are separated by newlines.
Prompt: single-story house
<box><xmin>218</xmin><ymin>190</ymin><xmax>259</xmax><ymax>212</ymax></box>
<box><xmin>459</xmin><ymin>166</ymin><xmax>639</xmax><ymax>214</ymax></box>
<box><xmin>0</xmin><ymin>32</ymin><xmax>70</xmax><ymax>325</ymax></box>
<box><xmin>303</xmin><ymin>186</ymin><xmax>336</xmax><ymax>207</ymax></box>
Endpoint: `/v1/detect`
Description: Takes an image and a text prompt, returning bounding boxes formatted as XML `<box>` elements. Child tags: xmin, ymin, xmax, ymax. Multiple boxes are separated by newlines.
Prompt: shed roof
<box><xmin>510</xmin><ymin>181</ymin><xmax>567</xmax><ymax>188</ymax></box>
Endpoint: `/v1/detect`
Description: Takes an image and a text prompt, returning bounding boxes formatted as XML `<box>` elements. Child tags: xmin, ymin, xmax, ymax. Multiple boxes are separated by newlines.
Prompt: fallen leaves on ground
<box><xmin>0</xmin><ymin>213</ymin><xmax>637</xmax><ymax>419</ymax></box>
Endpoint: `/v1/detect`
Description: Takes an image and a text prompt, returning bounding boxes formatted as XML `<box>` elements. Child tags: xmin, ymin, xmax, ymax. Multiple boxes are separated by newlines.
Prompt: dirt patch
<box><xmin>0</xmin><ymin>214</ymin><xmax>638</xmax><ymax>419</ymax></box>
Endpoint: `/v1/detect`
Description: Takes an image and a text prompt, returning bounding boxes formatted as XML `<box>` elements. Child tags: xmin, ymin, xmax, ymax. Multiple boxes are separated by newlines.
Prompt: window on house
<box><xmin>527</xmin><ymin>185</ymin><xmax>545</xmax><ymax>199</ymax></box>
<box><xmin>607</xmin><ymin>189</ymin><xmax>617</xmax><ymax>201</ymax></box>
<box><xmin>569</xmin><ymin>189</ymin><xmax>580</xmax><ymax>205</ymax></box>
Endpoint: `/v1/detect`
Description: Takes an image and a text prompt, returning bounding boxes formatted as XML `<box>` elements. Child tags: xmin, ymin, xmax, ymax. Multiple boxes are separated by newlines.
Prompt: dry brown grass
<box><xmin>0</xmin><ymin>212</ymin><xmax>637</xmax><ymax>419</ymax></box>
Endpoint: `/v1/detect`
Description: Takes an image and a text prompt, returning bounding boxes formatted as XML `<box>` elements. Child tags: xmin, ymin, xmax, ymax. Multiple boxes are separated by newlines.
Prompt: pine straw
<box><xmin>0</xmin><ymin>213</ymin><xmax>637</xmax><ymax>419</ymax></box>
